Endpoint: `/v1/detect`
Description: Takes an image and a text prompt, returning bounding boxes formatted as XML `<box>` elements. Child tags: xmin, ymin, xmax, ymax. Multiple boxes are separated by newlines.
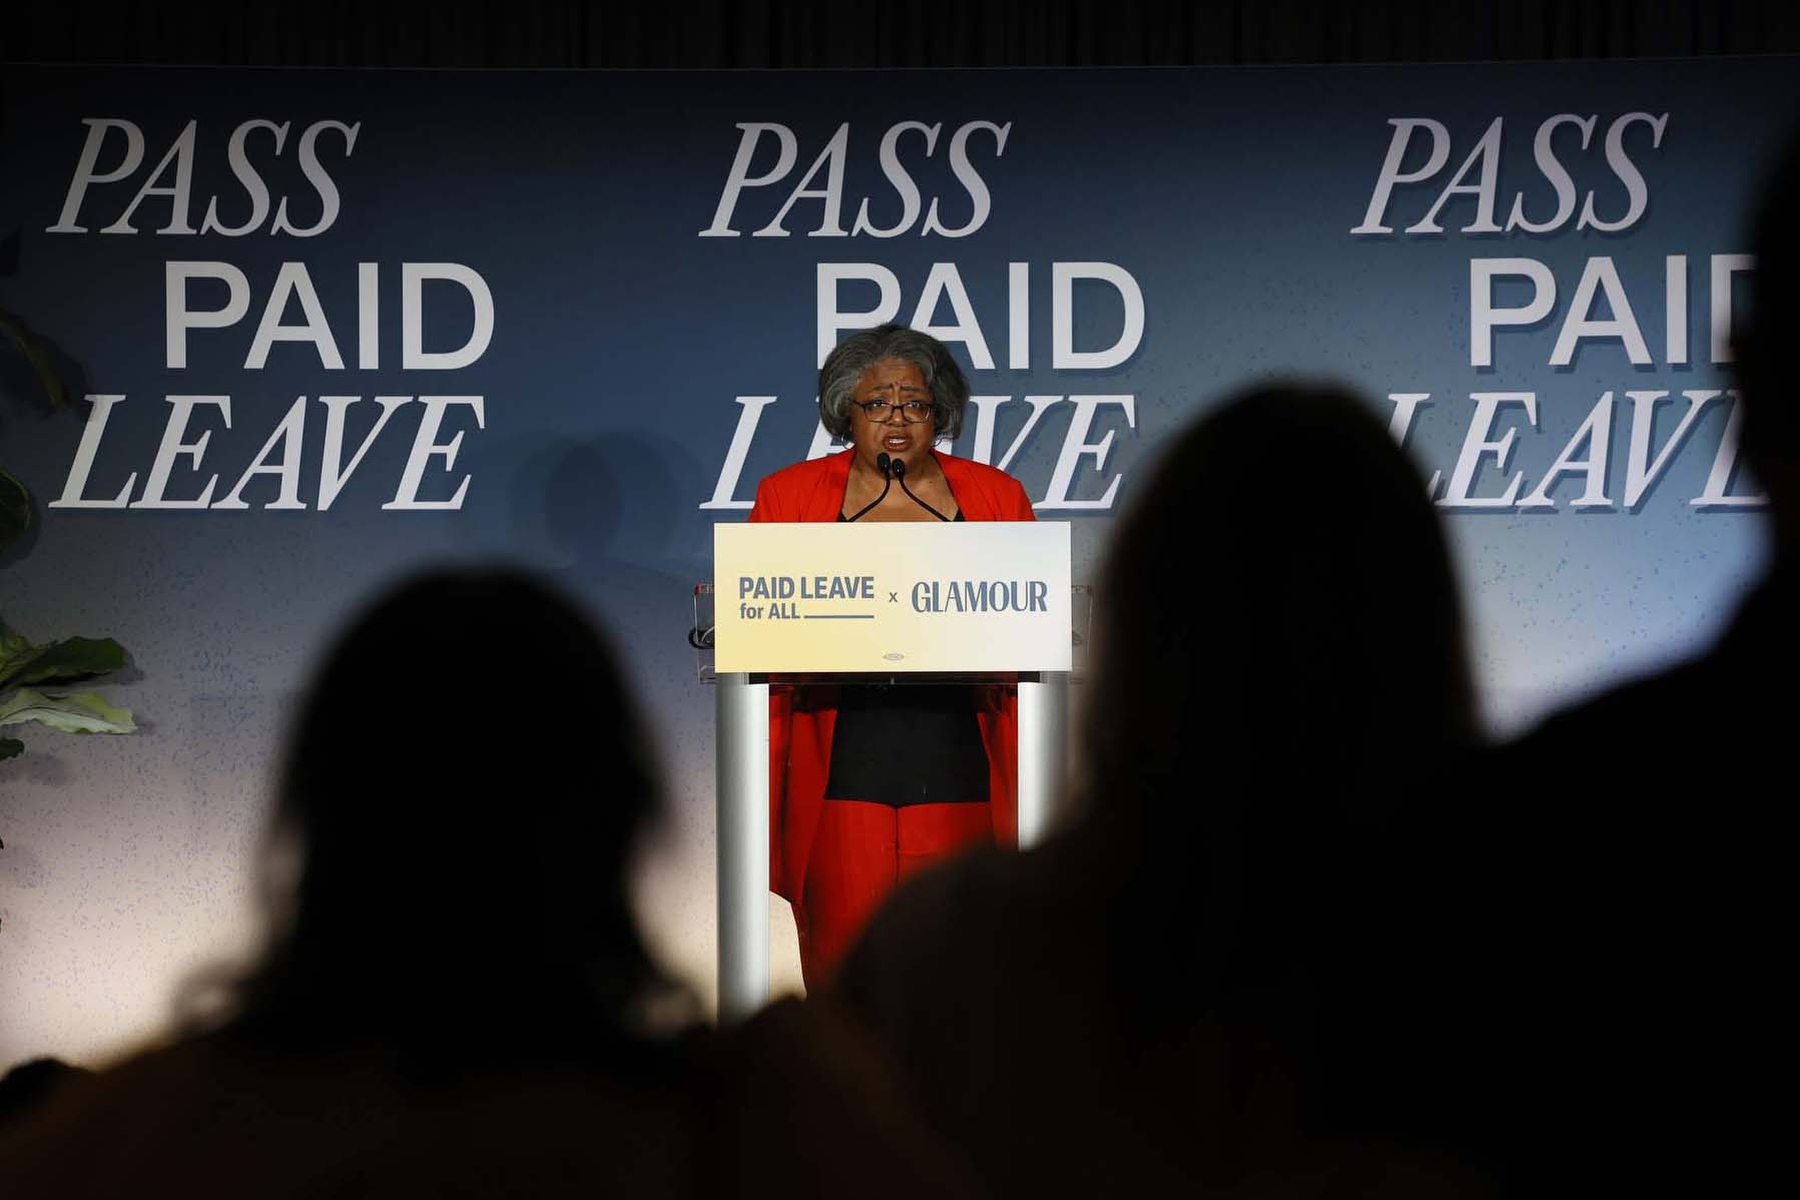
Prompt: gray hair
<box><xmin>818</xmin><ymin>324</ymin><xmax>970</xmax><ymax>441</ymax></box>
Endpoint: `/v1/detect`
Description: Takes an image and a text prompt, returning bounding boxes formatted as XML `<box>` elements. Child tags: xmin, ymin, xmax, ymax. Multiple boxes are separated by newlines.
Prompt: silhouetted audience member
<box><xmin>0</xmin><ymin>570</ymin><xmax>969</xmax><ymax>1199</ymax></box>
<box><xmin>836</xmin><ymin>385</ymin><xmax>1498</xmax><ymax>1197</ymax></box>
<box><xmin>0</xmin><ymin>1061</ymin><xmax>91</xmax><ymax>1134</ymax></box>
<box><xmin>1490</xmin><ymin>131</ymin><xmax>1800</xmax><ymax>1190</ymax></box>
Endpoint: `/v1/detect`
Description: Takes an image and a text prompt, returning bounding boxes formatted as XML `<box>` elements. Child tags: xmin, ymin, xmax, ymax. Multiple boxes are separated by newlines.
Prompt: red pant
<box><xmin>795</xmin><ymin>799</ymin><xmax>993</xmax><ymax>990</ymax></box>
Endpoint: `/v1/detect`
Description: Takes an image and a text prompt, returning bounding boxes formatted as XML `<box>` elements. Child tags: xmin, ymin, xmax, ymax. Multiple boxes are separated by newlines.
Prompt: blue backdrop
<box><xmin>1</xmin><ymin>59</ymin><xmax>1793</xmax><ymax>1061</ymax></box>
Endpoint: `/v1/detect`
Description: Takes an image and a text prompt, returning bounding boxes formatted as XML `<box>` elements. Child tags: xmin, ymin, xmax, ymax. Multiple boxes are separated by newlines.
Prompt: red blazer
<box><xmin>747</xmin><ymin>449</ymin><xmax>1037</xmax><ymax>905</ymax></box>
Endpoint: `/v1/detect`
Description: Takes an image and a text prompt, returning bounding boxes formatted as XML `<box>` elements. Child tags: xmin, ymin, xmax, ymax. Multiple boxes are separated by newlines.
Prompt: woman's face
<box><xmin>848</xmin><ymin>358</ymin><xmax>936</xmax><ymax>476</ymax></box>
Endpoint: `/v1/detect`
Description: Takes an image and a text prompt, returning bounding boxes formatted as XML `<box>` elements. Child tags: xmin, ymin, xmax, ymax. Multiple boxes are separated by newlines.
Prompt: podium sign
<box><xmin>710</xmin><ymin>518</ymin><xmax>1074</xmax><ymax>1021</ymax></box>
<box><xmin>713</xmin><ymin>522</ymin><xmax>1073</xmax><ymax>674</ymax></box>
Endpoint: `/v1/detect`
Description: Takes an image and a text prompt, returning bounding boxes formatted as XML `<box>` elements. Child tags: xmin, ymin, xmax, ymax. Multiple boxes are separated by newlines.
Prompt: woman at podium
<box><xmin>748</xmin><ymin>323</ymin><xmax>1035</xmax><ymax>988</ymax></box>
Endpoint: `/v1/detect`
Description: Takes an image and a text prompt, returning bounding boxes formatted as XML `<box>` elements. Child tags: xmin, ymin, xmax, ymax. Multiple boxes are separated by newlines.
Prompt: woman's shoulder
<box><xmin>936</xmin><ymin>452</ymin><xmax>1013</xmax><ymax>485</ymax></box>
<box><xmin>935</xmin><ymin>453</ymin><xmax>1034</xmax><ymax>519</ymax></box>
<box><xmin>758</xmin><ymin>450</ymin><xmax>849</xmax><ymax>491</ymax></box>
<box><xmin>750</xmin><ymin>451</ymin><xmax>853</xmax><ymax>522</ymax></box>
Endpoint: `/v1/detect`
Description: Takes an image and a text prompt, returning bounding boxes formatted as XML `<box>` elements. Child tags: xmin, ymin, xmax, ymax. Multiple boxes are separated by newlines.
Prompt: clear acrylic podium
<box><xmin>696</xmin><ymin>521</ymin><xmax>1084</xmax><ymax>1021</ymax></box>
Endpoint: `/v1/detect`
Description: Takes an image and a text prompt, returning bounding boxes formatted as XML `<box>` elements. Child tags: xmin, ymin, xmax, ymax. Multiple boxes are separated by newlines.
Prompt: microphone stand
<box><xmin>892</xmin><ymin>459</ymin><xmax>951</xmax><ymax>521</ymax></box>
<box><xmin>843</xmin><ymin>452</ymin><xmax>894</xmax><ymax>521</ymax></box>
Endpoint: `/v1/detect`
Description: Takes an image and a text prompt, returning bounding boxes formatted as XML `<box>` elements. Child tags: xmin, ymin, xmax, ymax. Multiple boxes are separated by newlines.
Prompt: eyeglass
<box><xmin>852</xmin><ymin>399</ymin><xmax>934</xmax><ymax>423</ymax></box>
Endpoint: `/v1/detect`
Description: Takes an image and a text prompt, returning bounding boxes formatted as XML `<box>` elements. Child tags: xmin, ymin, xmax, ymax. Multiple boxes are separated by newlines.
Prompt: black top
<box><xmin>828</xmin><ymin>506</ymin><xmax>985</xmax><ymax>806</ymax></box>
<box><xmin>836</xmin><ymin>509</ymin><xmax>965</xmax><ymax>523</ymax></box>
<box><xmin>825</xmin><ymin>682</ymin><xmax>992</xmax><ymax>807</ymax></box>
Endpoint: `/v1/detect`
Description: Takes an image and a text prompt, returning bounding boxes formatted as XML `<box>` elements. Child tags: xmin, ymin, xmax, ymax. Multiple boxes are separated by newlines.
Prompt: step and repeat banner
<box><xmin>2</xmin><ymin>60</ymin><xmax>1792</xmax><ymax>1061</ymax></box>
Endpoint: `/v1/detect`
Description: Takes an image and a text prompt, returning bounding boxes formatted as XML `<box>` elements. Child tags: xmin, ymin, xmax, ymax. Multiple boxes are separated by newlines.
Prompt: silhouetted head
<box><xmin>0</xmin><ymin>1058</ymin><xmax>92</xmax><ymax>1132</ymax></box>
<box><xmin>1084</xmin><ymin>383</ymin><xmax>1474</xmax><ymax>844</ymax></box>
<box><xmin>1736</xmin><ymin>127</ymin><xmax>1800</xmax><ymax>547</ymax></box>
<box><xmin>233</xmin><ymin>570</ymin><xmax>668</xmax><ymax>1059</ymax></box>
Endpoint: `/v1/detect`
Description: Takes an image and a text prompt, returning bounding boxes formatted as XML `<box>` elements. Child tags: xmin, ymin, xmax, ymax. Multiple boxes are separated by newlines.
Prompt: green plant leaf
<box><xmin>0</xmin><ymin>688</ymin><xmax>135</xmax><ymax>734</ymax></box>
<box><xmin>0</xmin><ymin>470</ymin><xmax>28</xmax><ymax>551</ymax></box>
<box><xmin>0</xmin><ymin>629</ymin><xmax>35</xmax><ymax>681</ymax></box>
<box><xmin>0</xmin><ymin>635</ymin><xmax>127</xmax><ymax>691</ymax></box>
<box><xmin>0</xmin><ymin>735</ymin><xmax>21</xmax><ymax>760</ymax></box>
<box><xmin>0</xmin><ymin>306</ymin><xmax>71</xmax><ymax>411</ymax></box>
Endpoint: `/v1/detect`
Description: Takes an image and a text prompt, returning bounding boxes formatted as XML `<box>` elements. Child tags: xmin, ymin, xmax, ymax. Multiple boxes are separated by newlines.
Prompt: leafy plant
<box><xmin>3</xmin><ymin>305</ymin><xmax>65</xmax><ymax>554</ymax></box>
<box><xmin>0</xmin><ymin>308</ymin><xmax>72</xmax><ymax>411</ymax></box>
<box><xmin>0</xmin><ymin>466</ymin><xmax>26</xmax><ymax>549</ymax></box>
<box><xmin>1</xmin><ymin>302</ymin><xmax>137</xmax><ymax>854</ymax></box>
<box><xmin>0</xmin><ymin>626</ymin><xmax>136</xmax><ymax>759</ymax></box>
<box><xmin>0</xmin><ymin>626</ymin><xmax>136</xmax><ymax>853</ymax></box>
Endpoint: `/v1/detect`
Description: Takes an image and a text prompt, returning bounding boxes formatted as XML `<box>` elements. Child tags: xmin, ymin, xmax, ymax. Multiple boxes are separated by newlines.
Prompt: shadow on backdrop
<box><xmin>479</xmin><ymin>428</ymin><xmax>706</xmax><ymax>713</ymax></box>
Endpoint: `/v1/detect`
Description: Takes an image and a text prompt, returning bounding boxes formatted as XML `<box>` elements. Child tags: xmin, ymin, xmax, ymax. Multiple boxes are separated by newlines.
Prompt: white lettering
<box><xmin>1352</xmin><ymin>119</ymin><xmax>1450</xmax><ymax>235</ymax></box>
<box><xmin>385</xmin><ymin>396</ymin><xmax>483</xmax><ymax>510</ymax></box>
<box><xmin>701</xmin><ymin>395</ymin><xmax>778</xmax><ymax>510</ymax></box>
<box><xmin>213</xmin><ymin>394</ymin><xmax>309</xmax><ymax>509</ymax></box>
<box><xmin>402</xmin><ymin>263</ymin><xmax>494</xmax><ymax>370</ymax></box>
<box><xmin>1440</xmin><ymin>392</ymin><xmax>1537</xmax><ymax>508</ymax></box>
<box><xmin>816</xmin><ymin>263</ymin><xmax>902</xmax><ymax>365</ymax></box>
<box><xmin>133</xmin><ymin>396</ymin><xmax>231</xmax><ymax>509</ymax></box>
<box><xmin>1052</xmin><ymin>263</ymin><xmax>1144</xmax><ymax>370</ymax></box>
<box><xmin>1040</xmin><ymin>395</ymin><xmax>1134</xmax><ymax>510</ymax></box>
<box><xmin>48</xmin><ymin>395</ymin><xmax>136</xmax><ymax>509</ymax></box>
<box><xmin>1470</xmin><ymin>258</ymin><xmax>1555</xmax><ymax>368</ymax></box>
<box><xmin>102</xmin><ymin>120</ymin><xmax>198</xmax><ymax>235</ymax></box>
<box><xmin>246</xmin><ymin>262</ymin><xmax>344</xmax><ymax>370</ymax></box>
<box><xmin>48</xmin><ymin>120</ymin><xmax>145</xmax><ymax>233</ymax></box>
<box><xmin>200</xmin><ymin>119</ymin><xmax>289</xmax><ymax>237</ymax></box>
<box><xmin>271</xmin><ymin>120</ymin><xmax>359</xmax><ymax>237</ymax></box>
<box><xmin>318</xmin><ymin>395</ymin><xmax>410</xmax><ymax>511</ymax></box>
<box><xmin>700</xmin><ymin>123</ymin><xmax>799</xmax><ymax>237</ymax></box>
<box><xmin>166</xmin><ymin>262</ymin><xmax>251</xmax><ymax>369</ymax></box>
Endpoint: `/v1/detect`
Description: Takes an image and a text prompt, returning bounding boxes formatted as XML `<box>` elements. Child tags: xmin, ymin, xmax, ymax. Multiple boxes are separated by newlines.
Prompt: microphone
<box><xmin>844</xmin><ymin>453</ymin><xmax>894</xmax><ymax>522</ymax></box>
<box><xmin>892</xmin><ymin>459</ymin><xmax>951</xmax><ymax>522</ymax></box>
